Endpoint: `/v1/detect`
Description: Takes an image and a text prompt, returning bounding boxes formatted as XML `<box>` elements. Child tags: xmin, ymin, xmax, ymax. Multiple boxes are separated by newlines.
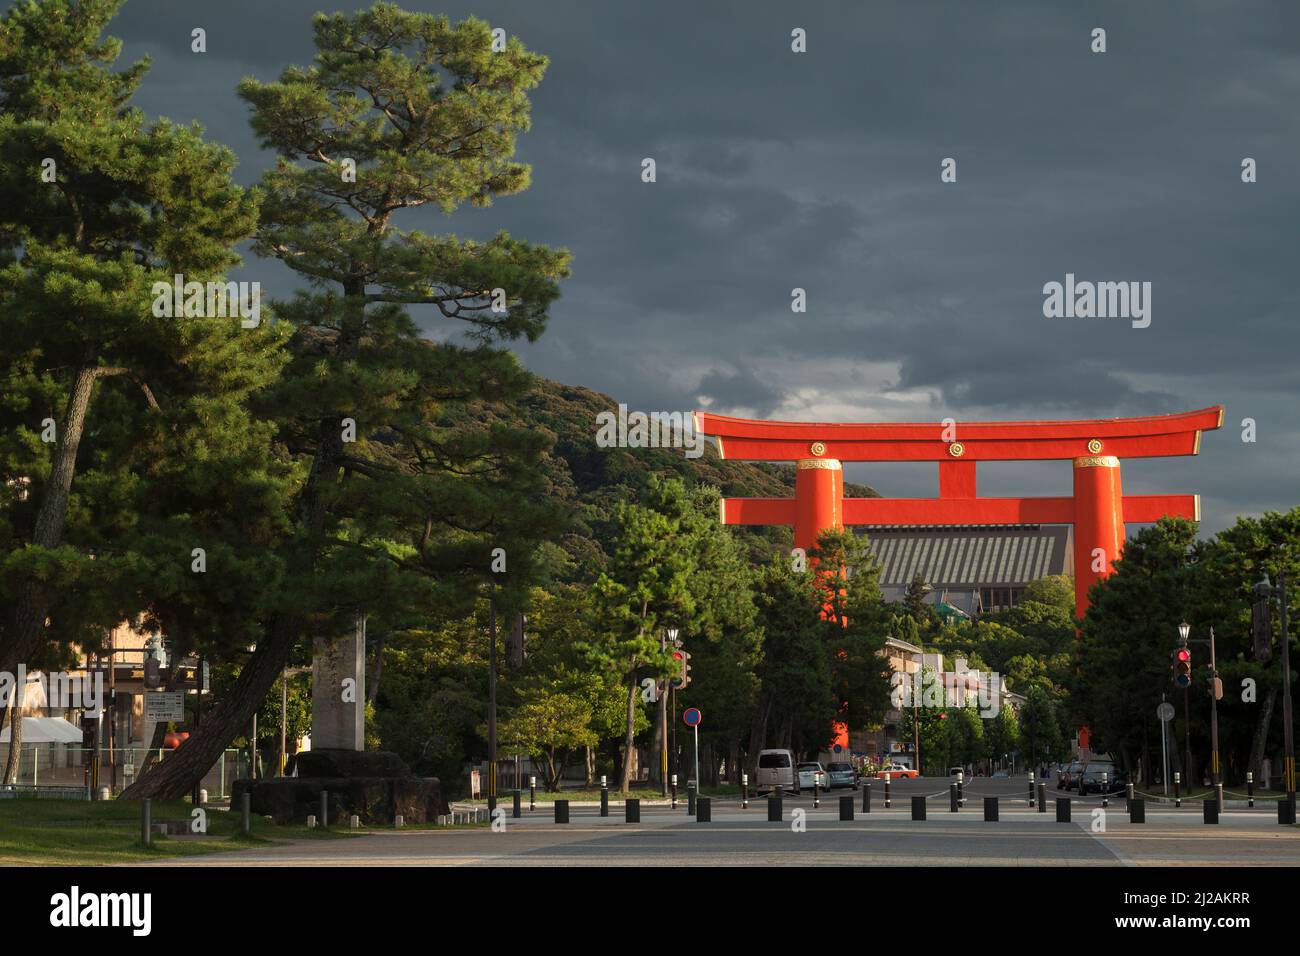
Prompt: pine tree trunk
<box><xmin>619</xmin><ymin>668</ymin><xmax>637</xmax><ymax>793</ymax></box>
<box><xmin>122</xmin><ymin>418</ymin><xmax>342</xmax><ymax>800</ymax></box>
<box><xmin>2</xmin><ymin>366</ymin><xmax>101</xmax><ymax>785</ymax></box>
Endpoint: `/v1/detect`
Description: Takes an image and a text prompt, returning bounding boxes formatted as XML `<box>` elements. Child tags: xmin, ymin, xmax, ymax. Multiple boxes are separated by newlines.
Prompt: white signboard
<box><xmin>145</xmin><ymin>692</ymin><xmax>184</xmax><ymax>722</ymax></box>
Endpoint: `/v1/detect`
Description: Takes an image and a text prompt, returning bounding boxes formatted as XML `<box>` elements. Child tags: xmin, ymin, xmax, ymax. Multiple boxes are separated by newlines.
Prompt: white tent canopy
<box><xmin>0</xmin><ymin>716</ymin><xmax>84</xmax><ymax>744</ymax></box>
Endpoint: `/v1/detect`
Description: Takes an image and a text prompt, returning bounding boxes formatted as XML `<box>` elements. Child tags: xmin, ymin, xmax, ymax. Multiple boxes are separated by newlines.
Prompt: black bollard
<box><xmin>957</xmin><ymin>773</ymin><xmax>964</xmax><ymax>808</ymax></box>
<box><xmin>529</xmin><ymin>776</ymin><xmax>536</xmax><ymax>812</ymax></box>
<box><xmin>1203</xmin><ymin>798</ymin><xmax>1219</xmax><ymax>825</ymax></box>
<box><xmin>911</xmin><ymin>795</ymin><xmax>926</xmax><ymax>821</ymax></box>
<box><xmin>241</xmin><ymin>792</ymin><xmax>252</xmax><ymax>836</ymax></box>
<box><xmin>1278</xmin><ymin>796</ymin><xmax>1296</xmax><ymax>825</ymax></box>
<box><xmin>1037</xmin><ymin>783</ymin><xmax>1047</xmax><ymax>813</ymax></box>
<box><xmin>768</xmin><ymin>791</ymin><xmax>783</xmax><ymax>822</ymax></box>
<box><xmin>512</xmin><ymin>788</ymin><xmax>521</xmax><ymax>818</ymax></box>
<box><xmin>600</xmin><ymin>776</ymin><xmax>609</xmax><ymax>818</ymax></box>
<box><xmin>1246</xmin><ymin>772</ymin><xmax>1254</xmax><ymax>808</ymax></box>
<box><xmin>1129</xmin><ymin>798</ymin><xmax>1146</xmax><ymax>823</ymax></box>
<box><xmin>949</xmin><ymin>783</ymin><xmax>959</xmax><ymax>812</ymax></box>
<box><xmin>1101</xmin><ymin>773</ymin><xmax>1109</xmax><ymax>809</ymax></box>
<box><xmin>1028</xmin><ymin>772</ymin><xmax>1036</xmax><ymax>807</ymax></box>
<box><xmin>319</xmin><ymin>789</ymin><xmax>329</xmax><ymax>829</ymax></box>
<box><xmin>687</xmin><ymin>782</ymin><xmax>696</xmax><ymax>817</ymax></box>
<box><xmin>813</xmin><ymin>778</ymin><xmax>820</xmax><ymax>809</ymax></box>
<box><xmin>141</xmin><ymin>798</ymin><xmax>152</xmax><ymax>848</ymax></box>
<box><xmin>862</xmin><ymin>782</ymin><xmax>872</xmax><ymax>813</ymax></box>
<box><xmin>1174</xmin><ymin>772</ymin><xmax>1181</xmax><ymax>808</ymax></box>
<box><xmin>625</xmin><ymin>797</ymin><xmax>640</xmax><ymax>823</ymax></box>
<box><xmin>697</xmin><ymin>796</ymin><xmax>711</xmax><ymax>822</ymax></box>
<box><xmin>554</xmin><ymin>799</ymin><xmax>569</xmax><ymax>824</ymax></box>
<box><xmin>671</xmin><ymin>774</ymin><xmax>678</xmax><ymax>810</ymax></box>
<box><xmin>741</xmin><ymin>773</ymin><xmax>749</xmax><ymax>809</ymax></box>
<box><xmin>884</xmin><ymin>777</ymin><xmax>891</xmax><ymax>808</ymax></box>
<box><xmin>839</xmin><ymin>795</ymin><xmax>854</xmax><ymax>821</ymax></box>
<box><xmin>984</xmin><ymin>796</ymin><xmax>999</xmax><ymax>822</ymax></box>
<box><xmin>1055</xmin><ymin>797</ymin><xmax>1071</xmax><ymax>822</ymax></box>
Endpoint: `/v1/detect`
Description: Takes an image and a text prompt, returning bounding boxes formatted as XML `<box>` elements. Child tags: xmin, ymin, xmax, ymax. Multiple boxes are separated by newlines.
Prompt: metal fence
<box><xmin>0</xmin><ymin>745</ymin><xmax>247</xmax><ymax>799</ymax></box>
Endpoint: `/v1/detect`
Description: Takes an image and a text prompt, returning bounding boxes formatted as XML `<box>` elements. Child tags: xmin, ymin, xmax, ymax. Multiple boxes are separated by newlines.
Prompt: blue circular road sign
<box><xmin>683</xmin><ymin>707</ymin><xmax>702</xmax><ymax>727</ymax></box>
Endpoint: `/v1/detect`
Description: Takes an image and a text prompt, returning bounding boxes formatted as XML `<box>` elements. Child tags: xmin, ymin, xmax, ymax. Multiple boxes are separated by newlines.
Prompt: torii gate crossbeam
<box><xmin>694</xmin><ymin>406</ymin><xmax>1223</xmax><ymax>622</ymax></box>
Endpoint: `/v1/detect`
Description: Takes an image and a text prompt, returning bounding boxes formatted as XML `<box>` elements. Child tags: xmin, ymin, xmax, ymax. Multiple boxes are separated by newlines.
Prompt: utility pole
<box><xmin>1280</xmin><ymin>572</ymin><xmax>1295</xmax><ymax>805</ymax></box>
<box><xmin>659</xmin><ymin>629</ymin><xmax>668</xmax><ymax>797</ymax></box>
<box><xmin>1208</xmin><ymin>627</ymin><xmax>1221</xmax><ymax>790</ymax></box>
<box><xmin>488</xmin><ymin>583</ymin><xmax>498</xmax><ymax>815</ymax></box>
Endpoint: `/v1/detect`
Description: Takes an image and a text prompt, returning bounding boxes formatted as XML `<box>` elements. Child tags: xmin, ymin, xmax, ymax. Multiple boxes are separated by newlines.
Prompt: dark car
<box><xmin>1058</xmin><ymin>760</ymin><xmax>1083</xmax><ymax>790</ymax></box>
<box><xmin>1077</xmin><ymin>763</ymin><xmax>1128</xmax><ymax>795</ymax></box>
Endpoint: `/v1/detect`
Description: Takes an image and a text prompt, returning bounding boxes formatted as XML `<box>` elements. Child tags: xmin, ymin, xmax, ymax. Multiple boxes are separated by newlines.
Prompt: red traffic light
<box><xmin>1175</xmin><ymin>648</ymin><xmax>1190</xmax><ymax>663</ymax></box>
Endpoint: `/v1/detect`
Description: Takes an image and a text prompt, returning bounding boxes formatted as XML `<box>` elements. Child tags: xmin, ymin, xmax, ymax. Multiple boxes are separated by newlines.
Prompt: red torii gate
<box><xmin>693</xmin><ymin>406</ymin><xmax>1223</xmax><ymax>623</ymax></box>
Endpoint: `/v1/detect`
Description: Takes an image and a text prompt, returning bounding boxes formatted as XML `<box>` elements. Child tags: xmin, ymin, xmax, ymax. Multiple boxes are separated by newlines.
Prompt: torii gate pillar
<box><xmin>1072</xmin><ymin>455</ymin><xmax>1125</xmax><ymax>623</ymax></box>
<box><xmin>794</xmin><ymin>459</ymin><xmax>843</xmax><ymax>554</ymax></box>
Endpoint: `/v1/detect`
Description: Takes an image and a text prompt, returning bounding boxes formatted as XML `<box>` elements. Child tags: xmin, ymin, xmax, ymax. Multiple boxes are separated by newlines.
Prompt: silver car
<box><xmin>825</xmin><ymin>761</ymin><xmax>858</xmax><ymax>789</ymax></box>
<box><xmin>796</xmin><ymin>762</ymin><xmax>828</xmax><ymax>790</ymax></box>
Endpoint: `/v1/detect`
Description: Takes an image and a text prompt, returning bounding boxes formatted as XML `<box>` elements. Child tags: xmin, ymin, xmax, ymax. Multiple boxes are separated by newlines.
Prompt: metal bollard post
<box><xmin>813</xmin><ymin>778</ymin><xmax>820</xmax><ymax>809</ymax></box>
<box><xmin>529</xmin><ymin>775</ymin><xmax>536</xmax><ymax>812</ymax></box>
<box><xmin>885</xmin><ymin>777</ymin><xmax>891</xmax><ymax>808</ymax></box>
<box><xmin>696</xmin><ymin>796</ymin><xmax>711</xmax><ymax>822</ymax></box>
<box><xmin>242</xmin><ymin>792</ymin><xmax>252</xmax><ymax>836</ymax></box>
<box><xmin>1203</xmin><ymin>798</ymin><xmax>1219</xmax><ymax>825</ymax></box>
<box><xmin>1101</xmin><ymin>772</ymin><xmax>1108</xmax><ymax>809</ymax></box>
<box><xmin>1130</xmin><ymin>798</ymin><xmax>1146</xmax><ymax>823</ymax></box>
<box><xmin>839</xmin><ymin>795</ymin><xmax>854</xmax><ymax>821</ymax></box>
<box><xmin>600</xmin><ymin>775</ymin><xmax>609</xmax><ymax>817</ymax></box>
<box><xmin>1037</xmin><ymin>783</ymin><xmax>1046</xmax><ymax>813</ymax></box>
<box><xmin>949</xmin><ymin>782</ymin><xmax>959</xmax><ymax>812</ymax></box>
<box><xmin>741</xmin><ymin>772</ymin><xmax>749</xmax><ymax>809</ymax></box>
<box><xmin>1055</xmin><ymin>797</ymin><xmax>1071</xmax><ymax>822</ymax></box>
<box><xmin>768</xmin><ymin>788</ymin><xmax>783</xmax><ymax>822</ymax></box>
<box><xmin>512</xmin><ymin>788</ymin><xmax>521</xmax><ymax>819</ymax></box>
<box><xmin>1174</xmin><ymin>772</ymin><xmax>1181</xmax><ymax>808</ymax></box>
<box><xmin>1247</xmin><ymin>771</ymin><xmax>1254</xmax><ymax>808</ymax></box>
<box><xmin>687</xmin><ymin>781</ymin><xmax>696</xmax><ymax>816</ymax></box>
<box><xmin>319</xmin><ymin>789</ymin><xmax>329</xmax><ymax>829</ymax></box>
<box><xmin>984</xmin><ymin>796</ymin><xmax>998</xmax><ymax>822</ymax></box>
<box><xmin>862</xmin><ymin>782</ymin><xmax>872</xmax><ymax>813</ymax></box>
<box><xmin>957</xmin><ymin>770</ymin><xmax>964</xmax><ymax>808</ymax></box>
<box><xmin>141</xmin><ymin>798</ymin><xmax>152</xmax><ymax>848</ymax></box>
<box><xmin>625</xmin><ymin>797</ymin><xmax>640</xmax><ymax>823</ymax></box>
<box><xmin>1278</xmin><ymin>795</ymin><xmax>1296</xmax><ymax>825</ymax></box>
<box><xmin>1028</xmin><ymin>771</ymin><xmax>1036</xmax><ymax>807</ymax></box>
<box><xmin>1217</xmin><ymin>782</ymin><xmax>1224</xmax><ymax>814</ymax></box>
<box><xmin>911</xmin><ymin>795</ymin><xmax>926</xmax><ymax>820</ymax></box>
<box><xmin>554</xmin><ymin>799</ymin><xmax>570</xmax><ymax>824</ymax></box>
<box><xmin>671</xmin><ymin>774</ymin><xmax>678</xmax><ymax>810</ymax></box>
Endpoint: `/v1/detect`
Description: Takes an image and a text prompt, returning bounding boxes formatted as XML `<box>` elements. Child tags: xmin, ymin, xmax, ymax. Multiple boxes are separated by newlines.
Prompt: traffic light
<box><xmin>1252</xmin><ymin>581</ymin><xmax>1274</xmax><ymax>663</ymax></box>
<box><xmin>1172</xmin><ymin>645</ymin><xmax>1192</xmax><ymax>688</ymax></box>
<box><xmin>670</xmin><ymin>650</ymin><xmax>692</xmax><ymax>689</ymax></box>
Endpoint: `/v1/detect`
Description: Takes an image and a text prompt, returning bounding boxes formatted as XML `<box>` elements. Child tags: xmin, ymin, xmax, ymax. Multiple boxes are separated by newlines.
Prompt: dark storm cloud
<box><xmin>85</xmin><ymin>0</ymin><xmax>1300</xmax><ymax>529</ymax></box>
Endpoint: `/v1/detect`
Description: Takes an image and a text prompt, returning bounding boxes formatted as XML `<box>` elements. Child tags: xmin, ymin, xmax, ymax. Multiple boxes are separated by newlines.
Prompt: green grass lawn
<box><xmin>0</xmin><ymin>797</ymin><xmax>356</xmax><ymax>866</ymax></box>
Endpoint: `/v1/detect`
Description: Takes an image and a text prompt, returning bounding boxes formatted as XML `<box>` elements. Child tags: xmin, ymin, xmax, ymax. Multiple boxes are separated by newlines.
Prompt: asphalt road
<box><xmin>144</xmin><ymin>778</ymin><xmax>1300</xmax><ymax>867</ymax></box>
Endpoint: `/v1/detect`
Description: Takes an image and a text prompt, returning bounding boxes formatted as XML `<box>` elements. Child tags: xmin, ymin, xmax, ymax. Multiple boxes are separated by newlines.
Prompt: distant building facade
<box><xmin>862</xmin><ymin>524</ymin><xmax>1073</xmax><ymax>616</ymax></box>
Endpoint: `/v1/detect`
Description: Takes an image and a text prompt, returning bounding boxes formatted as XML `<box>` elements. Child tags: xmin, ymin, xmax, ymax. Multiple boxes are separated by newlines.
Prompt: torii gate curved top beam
<box><xmin>693</xmin><ymin>406</ymin><xmax>1223</xmax><ymax>623</ymax></box>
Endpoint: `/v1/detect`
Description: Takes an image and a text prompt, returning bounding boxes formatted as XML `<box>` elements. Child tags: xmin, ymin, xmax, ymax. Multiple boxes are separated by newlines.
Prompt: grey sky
<box><xmin>98</xmin><ymin>0</ymin><xmax>1300</xmax><ymax>532</ymax></box>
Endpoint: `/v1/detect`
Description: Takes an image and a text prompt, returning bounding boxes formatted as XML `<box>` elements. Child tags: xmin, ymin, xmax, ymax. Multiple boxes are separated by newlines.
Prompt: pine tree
<box><xmin>124</xmin><ymin>4</ymin><xmax>569</xmax><ymax>798</ymax></box>
<box><xmin>0</xmin><ymin>0</ymin><xmax>262</xmax><ymax>781</ymax></box>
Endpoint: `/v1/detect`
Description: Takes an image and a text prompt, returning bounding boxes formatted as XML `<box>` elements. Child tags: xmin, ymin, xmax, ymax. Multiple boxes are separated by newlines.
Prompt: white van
<box><xmin>755</xmin><ymin>749</ymin><xmax>798</xmax><ymax>793</ymax></box>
